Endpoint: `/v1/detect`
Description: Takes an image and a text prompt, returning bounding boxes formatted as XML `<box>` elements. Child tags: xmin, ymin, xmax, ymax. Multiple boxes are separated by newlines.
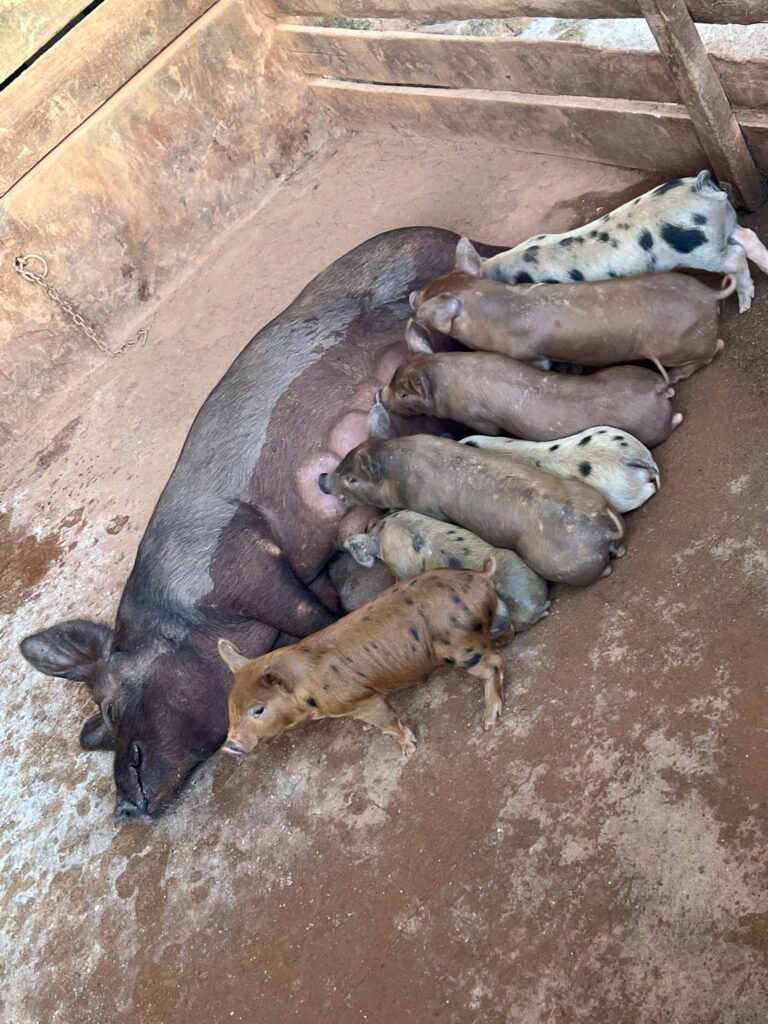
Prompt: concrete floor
<box><xmin>2</xmin><ymin>134</ymin><xmax>767</xmax><ymax>1024</ymax></box>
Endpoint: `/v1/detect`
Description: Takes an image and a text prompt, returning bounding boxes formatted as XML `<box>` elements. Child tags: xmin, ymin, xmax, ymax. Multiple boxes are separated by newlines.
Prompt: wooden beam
<box><xmin>270</xmin><ymin>0</ymin><xmax>768</xmax><ymax>24</ymax></box>
<box><xmin>0</xmin><ymin>0</ymin><xmax>85</xmax><ymax>85</ymax></box>
<box><xmin>639</xmin><ymin>0</ymin><xmax>764</xmax><ymax>210</ymax></box>
<box><xmin>0</xmin><ymin>0</ymin><xmax>220</xmax><ymax>198</ymax></box>
<box><xmin>312</xmin><ymin>78</ymin><xmax>768</xmax><ymax>176</ymax></box>
<box><xmin>279</xmin><ymin>25</ymin><xmax>768</xmax><ymax>110</ymax></box>
<box><xmin>311</xmin><ymin>79</ymin><xmax>707</xmax><ymax>174</ymax></box>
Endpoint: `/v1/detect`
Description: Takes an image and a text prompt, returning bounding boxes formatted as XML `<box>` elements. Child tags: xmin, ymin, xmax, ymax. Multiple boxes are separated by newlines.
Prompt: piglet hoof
<box><xmin>610</xmin><ymin>543</ymin><xmax>626</xmax><ymax>559</ymax></box>
<box><xmin>671</xmin><ymin>412</ymin><xmax>684</xmax><ymax>430</ymax></box>
<box><xmin>400</xmin><ymin>728</ymin><xmax>417</xmax><ymax>756</ymax></box>
<box><xmin>483</xmin><ymin>704</ymin><xmax>502</xmax><ymax>731</ymax></box>
<box><xmin>361</xmin><ymin>723</ymin><xmax>372</xmax><ymax>732</ymax></box>
<box><xmin>600</xmin><ymin>563</ymin><xmax>613</xmax><ymax>579</ymax></box>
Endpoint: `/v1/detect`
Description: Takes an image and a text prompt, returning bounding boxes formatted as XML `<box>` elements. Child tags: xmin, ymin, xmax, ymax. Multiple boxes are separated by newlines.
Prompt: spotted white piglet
<box><xmin>460</xmin><ymin>428</ymin><xmax>659</xmax><ymax>514</ymax></box>
<box><xmin>474</xmin><ymin>171</ymin><xmax>768</xmax><ymax>313</ymax></box>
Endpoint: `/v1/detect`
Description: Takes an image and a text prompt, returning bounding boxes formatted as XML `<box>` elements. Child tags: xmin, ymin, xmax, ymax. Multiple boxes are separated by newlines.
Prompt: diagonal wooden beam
<box><xmin>639</xmin><ymin>0</ymin><xmax>765</xmax><ymax>209</ymax></box>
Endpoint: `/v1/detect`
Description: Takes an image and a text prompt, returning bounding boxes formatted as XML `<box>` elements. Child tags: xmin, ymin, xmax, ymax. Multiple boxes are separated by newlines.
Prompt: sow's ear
<box><xmin>218</xmin><ymin>638</ymin><xmax>251</xmax><ymax>673</ymax></box>
<box><xmin>405</xmin><ymin>319</ymin><xmax>434</xmax><ymax>355</ymax></box>
<box><xmin>79</xmin><ymin>712</ymin><xmax>115</xmax><ymax>751</ymax></box>
<box><xmin>455</xmin><ymin>236</ymin><xmax>483</xmax><ymax>277</ymax></box>
<box><xmin>367</xmin><ymin>401</ymin><xmax>391</xmax><ymax>441</ymax></box>
<box><xmin>343</xmin><ymin>533</ymin><xmax>381</xmax><ymax>569</ymax></box>
<box><xmin>20</xmin><ymin>619</ymin><xmax>113</xmax><ymax>688</ymax></box>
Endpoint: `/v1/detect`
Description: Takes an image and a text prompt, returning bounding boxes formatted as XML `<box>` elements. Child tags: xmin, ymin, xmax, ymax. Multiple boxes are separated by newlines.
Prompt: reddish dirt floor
<box><xmin>2</xmin><ymin>135</ymin><xmax>767</xmax><ymax>1024</ymax></box>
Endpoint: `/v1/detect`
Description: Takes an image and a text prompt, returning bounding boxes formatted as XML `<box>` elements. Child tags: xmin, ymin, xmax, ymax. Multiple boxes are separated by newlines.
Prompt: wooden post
<box><xmin>639</xmin><ymin>0</ymin><xmax>764</xmax><ymax>210</ymax></box>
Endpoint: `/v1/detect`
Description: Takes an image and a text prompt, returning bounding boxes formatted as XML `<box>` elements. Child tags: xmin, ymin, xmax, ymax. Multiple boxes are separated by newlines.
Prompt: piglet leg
<box><xmin>466</xmin><ymin>650</ymin><xmax>505</xmax><ymax>730</ymax></box>
<box><xmin>352</xmin><ymin>695</ymin><xmax>417</xmax><ymax>755</ymax></box>
<box><xmin>724</xmin><ymin>242</ymin><xmax>755</xmax><ymax>312</ymax></box>
<box><xmin>730</xmin><ymin>226</ymin><xmax>768</xmax><ymax>276</ymax></box>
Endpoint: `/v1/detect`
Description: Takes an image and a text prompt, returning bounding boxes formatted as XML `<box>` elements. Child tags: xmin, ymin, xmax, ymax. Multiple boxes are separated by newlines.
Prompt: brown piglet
<box><xmin>411</xmin><ymin>241</ymin><xmax>735</xmax><ymax>385</ymax></box>
<box><xmin>382</xmin><ymin>321</ymin><xmax>681</xmax><ymax>448</ymax></box>
<box><xmin>220</xmin><ymin>561</ymin><xmax>510</xmax><ymax>759</ymax></box>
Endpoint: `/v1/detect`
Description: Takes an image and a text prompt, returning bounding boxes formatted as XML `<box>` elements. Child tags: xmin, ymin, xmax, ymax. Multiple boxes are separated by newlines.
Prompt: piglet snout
<box><xmin>318</xmin><ymin>473</ymin><xmax>331</xmax><ymax>495</ymax></box>
<box><xmin>223</xmin><ymin>739</ymin><xmax>246</xmax><ymax>757</ymax></box>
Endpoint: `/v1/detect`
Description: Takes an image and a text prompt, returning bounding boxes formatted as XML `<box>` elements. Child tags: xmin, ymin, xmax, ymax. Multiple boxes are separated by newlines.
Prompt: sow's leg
<box><xmin>209</xmin><ymin>502</ymin><xmax>337</xmax><ymax>638</ymax></box>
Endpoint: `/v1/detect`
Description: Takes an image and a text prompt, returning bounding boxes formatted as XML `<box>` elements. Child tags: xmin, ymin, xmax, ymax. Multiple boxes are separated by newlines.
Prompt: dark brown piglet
<box><xmin>382</xmin><ymin>321</ymin><xmax>682</xmax><ymax>448</ymax></box>
<box><xmin>327</xmin><ymin>549</ymin><xmax>395</xmax><ymax>612</ymax></box>
<box><xmin>320</xmin><ymin>407</ymin><xmax>625</xmax><ymax>588</ymax></box>
<box><xmin>411</xmin><ymin>250</ymin><xmax>735</xmax><ymax>385</ymax></box>
<box><xmin>221</xmin><ymin>561</ymin><xmax>510</xmax><ymax>756</ymax></box>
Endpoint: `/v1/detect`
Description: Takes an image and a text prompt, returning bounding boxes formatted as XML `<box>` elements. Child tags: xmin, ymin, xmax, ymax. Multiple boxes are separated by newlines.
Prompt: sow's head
<box><xmin>20</xmin><ymin>620</ymin><xmax>228</xmax><ymax>820</ymax></box>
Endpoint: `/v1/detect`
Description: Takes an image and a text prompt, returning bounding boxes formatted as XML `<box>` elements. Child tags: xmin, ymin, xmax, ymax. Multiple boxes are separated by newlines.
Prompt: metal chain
<box><xmin>13</xmin><ymin>253</ymin><xmax>147</xmax><ymax>356</ymax></box>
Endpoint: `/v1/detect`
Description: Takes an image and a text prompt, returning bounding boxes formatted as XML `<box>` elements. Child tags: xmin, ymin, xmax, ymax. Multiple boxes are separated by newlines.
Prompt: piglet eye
<box><xmin>250</xmin><ymin>705</ymin><xmax>265</xmax><ymax>718</ymax></box>
<box><xmin>103</xmin><ymin>701</ymin><xmax>115</xmax><ymax>725</ymax></box>
<box><xmin>129</xmin><ymin>741</ymin><xmax>143</xmax><ymax>769</ymax></box>
<box><xmin>346</xmin><ymin>476</ymin><xmax>359</xmax><ymax>485</ymax></box>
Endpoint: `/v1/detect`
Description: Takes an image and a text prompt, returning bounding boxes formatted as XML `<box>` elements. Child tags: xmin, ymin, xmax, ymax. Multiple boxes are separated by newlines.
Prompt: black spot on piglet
<box><xmin>660</xmin><ymin>223</ymin><xmax>706</xmax><ymax>253</ymax></box>
<box><xmin>463</xmin><ymin>439</ymin><xmax>478</xmax><ymax>447</ymax></box>
<box><xmin>409</xmin><ymin>626</ymin><xmax>420</xmax><ymax>641</ymax></box>
<box><xmin>448</xmin><ymin>557</ymin><xmax>461</xmax><ymax>567</ymax></box>
<box><xmin>559</xmin><ymin>237</ymin><xmax>574</xmax><ymax>247</ymax></box>
<box><xmin>514</xmin><ymin>271</ymin><xmax>534</xmax><ymax>284</ymax></box>
<box><xmin>306</xmin><ymin>697</ymin><xmax>318</xmax><ymax>708</ymax></box>
<box><xmin>639</xmin><ymin>228</ymin><xmax>654</xmax><ymax>251</ymax></box>
<box><xmin>578</xmin><ymin>435</ymin><xmax>592</xmax><ymax>446</ymax></box>
<box><xmin>579</xmin><ymin>461</ymin><xmax>592</xmax><ymax>477</ymax></box>
<box><xmin>411</xmin><ymin>534</ymin><xmax>425</xmax><ymax>552</ymax></box>
<box><xmin>654</xmin><ymin>178</ymin><xmax>684</xmax><ymax>196</ymax></box>
<box><xmin>549</xmin><ymin>443</ymin><xmax>560</xmax><ymax>452</ymax></box>
<box><xmin>693</xmin><ymin>213</ymin><xmax>707</xmax><ymax>225</ymax></box>
<box><xmin>523</xmin><ymin>248</ymin><xmax>539</xmax><ymax>264</ymax></box>
<box><xmin>569</xmin><ymin>269</ymin><xmax>585</xmax><ymax>281</ymax></box>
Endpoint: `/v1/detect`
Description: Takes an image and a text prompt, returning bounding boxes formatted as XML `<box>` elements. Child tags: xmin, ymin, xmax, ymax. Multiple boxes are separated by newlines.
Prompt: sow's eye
<box><xmin>250</xmin><ymin>705</ymin><xmax>266</xmax><ymax>718</ymax></box>
<box><xmin>345</xmin><ymin>476</ymin><xmax>359</xmax><ymax>486</ymax></box>
<box><xmin>103</xmin><ymin>701</ymin><xmax>115</xmax><ymax>725</ymax></box>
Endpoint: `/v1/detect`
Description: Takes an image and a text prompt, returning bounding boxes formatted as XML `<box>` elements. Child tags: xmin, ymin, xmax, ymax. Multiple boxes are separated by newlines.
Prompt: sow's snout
<box><xmin>113</xmin><ymin>796</ymin><xmax>150</xmax><ymax>821</ymax></box>
<box><xmin>318</xmin><ymin>472</ymin><xmax>332</xmax><ymax>494</ymax></box>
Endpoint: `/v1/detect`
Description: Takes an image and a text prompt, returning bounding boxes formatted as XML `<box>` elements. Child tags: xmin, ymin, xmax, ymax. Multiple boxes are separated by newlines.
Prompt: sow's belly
<box><xmin>249</xmin><ymin>334</ymin><xmax>449</xmax><ymax>581</ymax></box>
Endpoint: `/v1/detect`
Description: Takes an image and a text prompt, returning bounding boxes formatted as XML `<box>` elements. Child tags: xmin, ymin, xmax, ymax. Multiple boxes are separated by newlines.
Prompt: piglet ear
<box><xmin>343</xmin><ymin>534</ymin><xmax>380</xmax><ymax>569</ymax></box>
<box><xmin>427</xmin><ymin>295</ymin><xmax>461</xmax><ymax>336</ymax></box>
<box><xmin>262</xmin><ymin>667</ymin><xmax>293</xmax><ymax>695</ymax></box>
<box><xmin>455</xmin><ymin>237</ymin><xmax>482</xmax><ymax>277</ymax></box>
<box><xmin>405</xmin><ymin>319</ymin><xmax>434</xmax><ymax>355</ymax></box>
<box><xmin>20</xmin><ymin>620</ymin><xmax>113</xmax><ymax>688</ymax></box>
<box><xmin>218</xmin><ymin>638</ymin><xmax>251</xmax><ymax>673</ymax></box>
<box><xmin>367</xmin><ymin>401</ymin><xmax>391</xmax><ymax>441</ymax></box>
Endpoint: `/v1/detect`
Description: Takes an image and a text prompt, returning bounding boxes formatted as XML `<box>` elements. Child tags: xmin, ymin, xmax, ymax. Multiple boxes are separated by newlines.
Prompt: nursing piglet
<box><xmin>344</xmin><ymin>510</ymin><xmax>550</xmax><ymax>632</ymax></box>
<box><xmin>319</xmin><ymin>406</ymin><xmax>624</xmax><ymax>587</ymax></box>
<box><xmin>327</xmin><ymin>549</ymin><xmax>396</xmax><ymax>613</ymax></box>
<box><xmin>477</xmin><ymin>171</ymin><xmax>768</xmax><ymax>312</ymax></box>
<box><xmin>220</xmin><ymin>561</ymin><xmax>510</xmax><ymax>754</ymax></box>
<box><xmin>382</xmin><ymin>321</ymin><xmax>681</xmax><ymax>448</ymax></box>
<box><xmin>412</xmin><ymin>256</ymin><xmax>733</xmax><ymax>385</ymax></box>
<box><xmin>461</xmin><ymin>428</ymin><xmax>659</xmax><ymax>513</ymax></box>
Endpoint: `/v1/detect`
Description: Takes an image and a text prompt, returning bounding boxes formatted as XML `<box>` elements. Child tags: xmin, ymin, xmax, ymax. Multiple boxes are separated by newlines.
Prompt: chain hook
<box><xmin>14</xmin><ymin>253</ymin><xmax>49</xmax><ymax>282</ymax></box>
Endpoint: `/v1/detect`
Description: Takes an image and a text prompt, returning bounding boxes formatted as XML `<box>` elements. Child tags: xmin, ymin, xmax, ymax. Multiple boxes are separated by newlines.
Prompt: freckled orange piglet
<box><xmin>220</xmin><ymin>559</ymin><xmax>510</xmax><ymax>759</ymax></box>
